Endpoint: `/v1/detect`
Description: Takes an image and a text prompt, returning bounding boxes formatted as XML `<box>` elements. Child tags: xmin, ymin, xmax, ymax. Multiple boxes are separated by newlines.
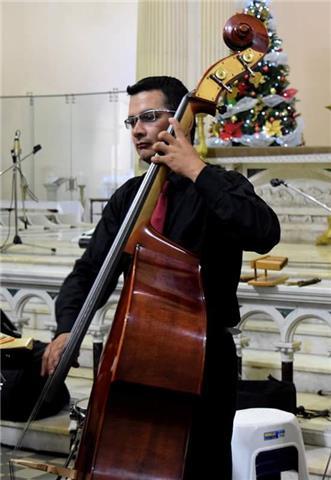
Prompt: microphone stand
<box><xmin>0</xmin><ymin>145</ymin><xmax>56</xmax><ymax>254</ymax></box>
<box><xmin>270</xmin><ymin>178</ymin><xmax>331</xmax><ymax>246</ymax></box>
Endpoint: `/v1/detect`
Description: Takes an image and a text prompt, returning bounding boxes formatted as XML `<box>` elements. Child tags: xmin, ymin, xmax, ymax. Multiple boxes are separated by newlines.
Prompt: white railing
<box><xmin>1</xmin><ymin>271</ymin><xmax>330</xmax><ymax>382</ymax></box>
<box><xmin>236</xmin><ymin>281</ymin><xmax>331</xmax><ymax>381</ymax></box>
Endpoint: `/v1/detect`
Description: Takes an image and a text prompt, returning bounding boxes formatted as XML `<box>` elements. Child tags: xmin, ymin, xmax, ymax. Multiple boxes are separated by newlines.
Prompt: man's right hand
<box><xmin>41</xmin><ymin>333</ymin><xmax>70</xmax><ymax>376</ymax></box>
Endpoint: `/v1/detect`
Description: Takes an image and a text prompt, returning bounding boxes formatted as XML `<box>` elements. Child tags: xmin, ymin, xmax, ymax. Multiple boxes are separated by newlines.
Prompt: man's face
<box><xmin>127</xmin><ymin>89</ymin><xmax>173</xmax><ymax>162</ymax></box>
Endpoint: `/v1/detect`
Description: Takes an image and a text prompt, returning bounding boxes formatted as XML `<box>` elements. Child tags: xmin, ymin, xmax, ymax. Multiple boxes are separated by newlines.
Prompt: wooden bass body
<box><xmin>75</xmin><ymin>225</ymin><xmax>207</xmax><ymax>479</ymax></box>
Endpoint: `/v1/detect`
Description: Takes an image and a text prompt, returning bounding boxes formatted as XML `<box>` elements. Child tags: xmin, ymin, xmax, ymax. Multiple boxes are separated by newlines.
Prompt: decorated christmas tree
<box><xmin>208</xmin><ymin>0</ymin><xmax>304</xmax><ymax>147</ymax></box>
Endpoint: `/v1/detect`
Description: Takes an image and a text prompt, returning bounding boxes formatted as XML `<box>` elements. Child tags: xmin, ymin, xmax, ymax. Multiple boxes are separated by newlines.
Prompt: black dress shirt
<box><xmin>55</xmin><ymin>164</ymin><xmax>280</xmax><ymax>339</ymax></box>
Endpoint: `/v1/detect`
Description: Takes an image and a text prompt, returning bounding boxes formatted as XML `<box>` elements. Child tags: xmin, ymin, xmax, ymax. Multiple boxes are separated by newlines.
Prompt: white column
<box><xmin>200</xmin><ymin>1</ymin><xmax>234</xmax><ymax>75</ymax></box>
<box><xmin>136</xmin><ymin>1</ymin><xmax>190</xmax><ymax>85</ymax></box>
<box><xmin>136</xmin><ymin>0</ymin><xmax>239</xmax><ymax>90</ymax></box>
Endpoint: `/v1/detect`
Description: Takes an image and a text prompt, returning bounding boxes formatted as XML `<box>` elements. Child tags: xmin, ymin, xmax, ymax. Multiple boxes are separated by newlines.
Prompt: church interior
<box><xmin>0</xmin><ymin>1</ymin><xmax>330</xmax><ymax>479</ymax></box>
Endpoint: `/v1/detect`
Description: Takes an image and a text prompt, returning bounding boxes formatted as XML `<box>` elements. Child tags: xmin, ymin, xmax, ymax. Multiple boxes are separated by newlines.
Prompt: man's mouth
<box><xmin>136</xmin><ymin>142</ymin><xmax>151</xmax><ymax>150</ymax></box>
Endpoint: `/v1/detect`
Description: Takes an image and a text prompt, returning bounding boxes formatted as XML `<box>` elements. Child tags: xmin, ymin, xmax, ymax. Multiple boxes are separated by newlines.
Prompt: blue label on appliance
<box><xmin>264</xmin><ymin>429</ymin><xmax>285</xmax><ymax>441</ymax></box>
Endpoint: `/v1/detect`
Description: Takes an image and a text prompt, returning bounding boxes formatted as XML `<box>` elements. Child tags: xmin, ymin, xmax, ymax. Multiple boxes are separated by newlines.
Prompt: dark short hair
<box><xmin>126</xmin><ymin>76</ymin><xmax>188</xmax><ymax>111</ymax></box>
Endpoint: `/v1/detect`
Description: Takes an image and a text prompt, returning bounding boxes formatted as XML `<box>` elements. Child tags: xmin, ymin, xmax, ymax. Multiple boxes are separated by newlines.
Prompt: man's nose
<box><xmin>132</xmin><ymin>118</ymin><xmax>146</xmax><ymax>136</ymax></box>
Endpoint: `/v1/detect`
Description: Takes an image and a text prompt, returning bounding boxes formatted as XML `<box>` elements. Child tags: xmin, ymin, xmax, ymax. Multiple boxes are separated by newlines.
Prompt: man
<box><xmin>42</xmin><ymin>76</ymin><xmax>280</xmax><ymax>478</ymax></box>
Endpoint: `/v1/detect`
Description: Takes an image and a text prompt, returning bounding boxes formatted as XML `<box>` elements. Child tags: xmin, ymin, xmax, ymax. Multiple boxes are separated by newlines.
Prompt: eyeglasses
<box><xmin>124</xmin><ymin>109</ymin><xmax>176</xmax><ymax>129</ymax></box>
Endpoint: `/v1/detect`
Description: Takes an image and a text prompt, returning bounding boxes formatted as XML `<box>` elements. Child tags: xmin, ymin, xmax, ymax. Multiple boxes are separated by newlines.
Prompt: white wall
<box><xmin>2</xmin><ymin>1</ymin><xmax>138</xmax><ymax>95</ymax></box>
<box><xmin>0</xmin><ymin>2</ymin><xmax>3</xmax><ymax>96</ymax></box>
<box><xmin>271</xmin><ymin>0</ymin><xmax>331</xmax><ymax>146</ymax></box>
<box><xmin>1</xmin><ymin>1</ymin><xmax>138</xmax><ymax>203</ymax></box>
<box><xmin>0</xmin><ymin>2</ymin><xmax>3</xmax><ymax>158</ymax></box>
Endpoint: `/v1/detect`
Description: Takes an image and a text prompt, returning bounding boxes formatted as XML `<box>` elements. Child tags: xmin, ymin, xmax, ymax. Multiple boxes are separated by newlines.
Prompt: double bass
<box><xmin>11</xmin><ymin>13</ymin><xmax>268</xmax><ymax>480</ymax></box>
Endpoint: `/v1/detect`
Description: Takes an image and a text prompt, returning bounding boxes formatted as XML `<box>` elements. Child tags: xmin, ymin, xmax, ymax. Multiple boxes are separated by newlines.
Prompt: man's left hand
<box><xmin>151</xmin><ymin>118</ymin><xmax>206</xmax><ymax>182</ymax></box>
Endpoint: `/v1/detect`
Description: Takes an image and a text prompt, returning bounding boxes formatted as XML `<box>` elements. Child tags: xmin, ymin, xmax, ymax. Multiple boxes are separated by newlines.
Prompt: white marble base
<box><xmin>1</xmin><ymin>413</ymin><xmax>71</xmax><ymax>454</ymax></box>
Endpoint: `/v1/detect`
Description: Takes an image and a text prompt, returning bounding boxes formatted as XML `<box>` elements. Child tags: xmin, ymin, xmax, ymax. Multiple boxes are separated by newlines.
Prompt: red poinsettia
<box><xmin>219</xmin><ymin>121</ymin><xmax>243</xmax><ymax>141</ymax></box>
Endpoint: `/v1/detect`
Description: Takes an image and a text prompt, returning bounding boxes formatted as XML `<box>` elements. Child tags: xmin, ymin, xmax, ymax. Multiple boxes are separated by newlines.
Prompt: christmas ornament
<box><xmin>251</xmin><ymin>102</ymin><xmax>263</xmax><ymax>121</ymax></box>
<box><xmin>249</xmin><ymin>72</ymin><xmax>266</xmax><ymax>87</ymax></box>
<box><xmin>219</xmin><ymin>122</ymin><xmax>243</xmax><ymax>141</ymax></box>
<box><xmin>282</xmin><ymin>88</ymin><xmax>297</xmax><ymax>100</ymax></box>
<box><xmin>238</xmin><ymin>82</ymin><xmax>248</xmax><ymax>95</ymax></box>
<box><xmin>263</xmin><ymin>119</ymin><xmax>282</xmax><ymax>137</ymax></box>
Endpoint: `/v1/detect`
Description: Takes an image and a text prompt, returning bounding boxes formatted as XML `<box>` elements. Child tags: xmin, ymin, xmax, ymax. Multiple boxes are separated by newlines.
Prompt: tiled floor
<box><xmin>1</xmin><ymin>443</ymin><xmax>300</xmax><ymax>479</ymax></box>
<box><xmin>3</xmin><ymin>443</ymin><xmax>330</xmax><ymax>479</ymax></box>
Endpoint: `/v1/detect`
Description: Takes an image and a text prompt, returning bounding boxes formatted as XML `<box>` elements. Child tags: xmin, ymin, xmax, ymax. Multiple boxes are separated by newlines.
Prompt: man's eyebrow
<box><xmin>127</xmin><ymin>109</ymin><xmax>150</xmax><ymax>117</ymax></box>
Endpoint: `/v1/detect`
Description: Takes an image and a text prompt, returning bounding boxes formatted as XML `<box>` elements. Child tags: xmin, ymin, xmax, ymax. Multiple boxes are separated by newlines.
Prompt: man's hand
<box><xmin>151</xmin><ymin>118</ymin><xmax>206</xmax><ymax>182</ymax></box>
<box><xmin>41</xmin><ymin>333</ymin><xmax>70</xmax><ymax>376</ymax></box>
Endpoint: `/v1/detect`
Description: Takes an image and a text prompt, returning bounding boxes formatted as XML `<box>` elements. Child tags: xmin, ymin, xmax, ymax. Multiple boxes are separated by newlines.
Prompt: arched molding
<box><xmin>281</xmin><ymin>308</ymin><xmax>331</xmax><ymax>343</ymax></box>
<box><xmin>89</xmin><ymin>299</ymin><xmax>117</xmax><ymax>342</ymax></box>
<box><xmin>12</xmin><ymin>289</ymin><xmax>55</xmax><ymax>324</ymax></box>
<box><xmin>0</xmin><ymin>287</ymin><xmax>16</xmax><ymax>314</ymax></box>
<box><xmin>0</xmin><ymin>282</ymin><xmax>121</xmax><ymax>345</ymax></box>
<box><xmin>239</xmin><ymin>304</ymin><xmax>284</xmax><ymax>333</ymax></box>
<box><xmin>91</xmin><ymin>295</ymin><xmax>119</xmax><ymax>328</ymax></box>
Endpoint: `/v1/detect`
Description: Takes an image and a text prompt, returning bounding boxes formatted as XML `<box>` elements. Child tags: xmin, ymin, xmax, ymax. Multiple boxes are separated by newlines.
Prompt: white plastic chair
<box><xmin>232</xmin><ymin>408</ymin><xmax>309</xmax><ymax>479</ymax></box>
